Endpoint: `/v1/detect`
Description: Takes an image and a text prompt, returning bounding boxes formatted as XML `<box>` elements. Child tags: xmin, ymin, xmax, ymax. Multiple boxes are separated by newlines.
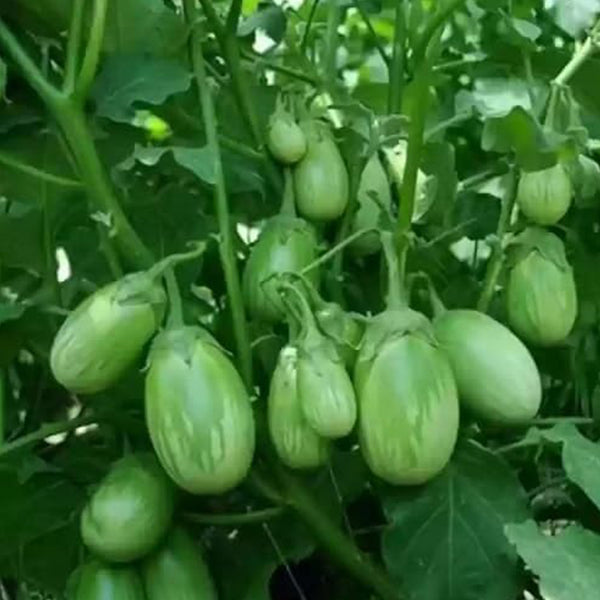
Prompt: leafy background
<box><xmin>2</xmin><ymin>0</ymin><xmax>600</xmax><ymax>599</ymax></box>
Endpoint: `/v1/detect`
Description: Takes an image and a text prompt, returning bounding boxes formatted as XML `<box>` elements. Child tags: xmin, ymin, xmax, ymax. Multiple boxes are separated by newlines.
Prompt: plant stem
<box><xmin>529</xmin><ymin>416</ymin><xmax>595</xmax><ymax>426</ymax></box>
<box><xmin>196</xmin><ymin>0</ymin><xmax>282</xmax><ymax>194</ymax></box>
<box><xmin>63</xmin><ymin>0</ymin><xmax>85</xmax><ymax>93</ymax></box>
<box><xmin>0</xmin><ymin>413</ymin><xmax>97</xmax><ymax>458</ymax></box>
<box><xmin>53</xmin><ymin>102</ymin><xmax>154</xmax><ymax>269</ymax></box>
<box><xmin>395</xmin><ymin>39</ymin><xmax>438</xmax><ymax>284</ymax></box>
<box><xmin>354</xmin><ymin>0</ymin><xmax>389</xmax><ymax>68</ymax></box>
<box><xmin>381</xmin><ymin>231</ymin><xmax>405</xmax><ymax>309</ymax></box>
<box><xmin>184</xmin><ymin>0</ymin><xmax>253</xmax><ymax>389</ymax></box>
<box><xmin>225</xmin><ymin>0</ymin><xmax>243</xmax><ymax>32</ymax></box>
<box><xmin>424</xmin><ymin>111</ymin><xmax>472</xmax><ymax>141</ymax></box>
<box><xmin>240</xmin><ymin>49</ymin><xmax>320</xmax><ymax>85</ymax></box>
<box><xmin>0</xmin><ymin>19</ymin><xmax>62</xmax><ymax>106</ymax></box>
<box><xmin>276</xmin><ymin>468</ymin><xmax>401</xmax><ymax>600</ymax></box>
<box><xmin>301</xmin><ymin>227</ymin><xmax>376</xmax><ymax>276</ymax></box>
<box><xmin>0</xmin><ymin>150</ymin><xmax>82</xmax><ymax>188</ymax></box>
<box><xmin>165</xmin><ymin>268</ymin><xmax>184</xmax><ymax>328</ymax></box>
<box><xmin>323</xmin><ymin>0</ymin><xmax>341</xmax><ymax>87</ymax></box>
<box><xmin>553</xmin><ymin>22</ymin><xmax>599</xmax><ymax>86</ymax></box>
<box><xmin>184</xmin><ymin>506</ymin><xmax>284</xmax><ymax>526</ymax></box>
<box><xmin>476</xmin><ymin>167</ymin><xmax>517</xmax><ymax>312</ymax></box>
<box><xmin>388</xmin><ymin>0</ymin><xmax>406</xmax><ymax>113</ymax></box>
<box><xmin>75</xmin><ymin>0</ymin><xmax>108</xmax><ymax>100</ymax></box>
<box><xmin>301</xmin><ymin>0</ymin><xmax>321</xmax><ymax>54</ymax></box>
<box><xmin>412</xmin><ymin>0</ymin><xmax>468</xmax><ymax>66</ymax></box>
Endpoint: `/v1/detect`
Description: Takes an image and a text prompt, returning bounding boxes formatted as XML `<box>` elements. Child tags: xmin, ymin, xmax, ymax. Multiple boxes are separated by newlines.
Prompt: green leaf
<box><xmin>0</xmin><ymin>463</ymin><xmax>85</xmax><ymax>594</ymax></box>
<box><xmin>533</xmin><ymin>423</ymin><xmax>600</xmax><ymax>512</ymax></box>
<box><xmin>118</xmin><ymin>144</ymin><xmax>265</xmax><ymax>196</ymax></box>
<box><xmin>481</xmin><ymin>107</ymin><xmax>571</xmax><ymax>170</ymax></box>
<box><xmin>381</xmin><ymin>440</ymin><xmax>530</xmax><ymax>600</ymax></box>
<box><xmin>0</xmin><ymin>199</ymin><xmax>45</xmax><ymax>273</ymax></box>
<box><xmin>92</xmin><ymin>55</ymin><xmax>192</xmax><ymax>122</ymax></box>
<box><xmin>101</xmin><ymin>0</ymin><xmax>186</xmax><ymax>56</ymax></box>
<box><xmin>238</xmin><ymin>4</ymin><xmax>287</xmax><ymax>44</ymax></box>
<box><xmin>505</xmin><ymin>520</ymin><xmax>600</xmax><ymax>600</ymax></box>
<box><xmin>452</xmin><ymin>191</ymin><xmax>501</xmax><ymax>240</ymax></box>
<box><xmin>0</xmin><ymin>302</ymin><xmax>26</xmax><ymax>325</ymax></box>
<box><xmin>545</xmin><ymin>0</ymin><xmax>600</xmax><ymax>37</ymax></box>
<box><xmin>455</xmin><ymin>78</ymin><xmax>532</xmax><ymax>118</ymax></box>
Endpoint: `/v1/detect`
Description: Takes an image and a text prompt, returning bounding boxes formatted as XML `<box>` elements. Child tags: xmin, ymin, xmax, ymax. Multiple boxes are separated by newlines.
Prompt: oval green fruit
<box><xmin>350</xmin><ymin>154</ymin><xmax>392</xmax><ymax>256</ymax></box>
<box><xmin>507</xmin><ymin>244</ymin><xmax>577</xmax><ymax>346</ymax></box>
<box><xmin>142</xmin><ymin>528</ymin><xmax>217</xmax><ymax>600</ymax></box>
<box><xmin>434</xmin><ymin>310</ymin><xmax>542</xmax><ymax>424</ymax></box>
<box><xmin>294</xmin><ymin>120</ymin><xmax>349</xmax><ymax>222</ymax></box>
<box><xmin>267</xmin><ymin>111</ymin><xmax>307</xmax><ymax>164</ymax></box>
<box><xmin>80</xmin><ymin>453</ymin><xmax>174</xmax><ymax>563</ymax></box>
<box><xmin>356</xmin><ymin>324</ymin><xmax>459</xmax><ymax>485</ymax></box>
<box><xmin>268</xmin><ymin>345</ymin><xmax>329</xmax><ymax>469</ymax></box>
<box><xmin>145</xmin><ymin>327</ymin><xmax>255</xmax><ymax>494</ymax></box>
<box><xmin>297</xmin><ymin>328</ymin><xmax>356</xmax><ymax>439</ymax></box>
<box><xmin>50</xmin><ymin>273</ymin><xmax>166</xmax><ymax>394</ymax></box>
<box><xmin>243</xmin><ymin>216</ymin><xmax>319</xmax><ymax>323</ymax></box>
<box><xmin>517</xmin><ymin>163</ymin><xmax>572</xmax><ymax>225</ymax></box>
<box><xmin>66</xmin><ymin>561</ymin><xmax>145</xmax><ymax>600</ymax></box>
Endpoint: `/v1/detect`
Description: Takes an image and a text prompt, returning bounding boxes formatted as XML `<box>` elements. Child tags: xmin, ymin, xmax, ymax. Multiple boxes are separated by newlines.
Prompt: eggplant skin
<box><xmin>434</xmin><ymin>309</ymin><xmax>542</xmax><ymax>424</ymax></box>
<box><xmin>358</xmin><ymin>334</ymin><xmax>459</xmax><ymax>485</ymax></box>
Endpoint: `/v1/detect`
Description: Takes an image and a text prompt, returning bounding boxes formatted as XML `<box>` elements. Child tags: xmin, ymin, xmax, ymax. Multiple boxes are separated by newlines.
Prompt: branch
<box><xmin>74</xmin><ymin>0</ymin><xmax>109</xmax><ymax>99</ymax></box>
<box><xmin>277</xmin><ymin>468</ymin><xmax>402</xmax><ymax>600</ymax></box>
<box><xmin>0</xmin><ymin>414</ymin><xmax>97</xmax><ymax>458</ymax></box>
<box><xmin>225</xmin><ymin>0</ymin><xmax>243</xmax><ymax>33</ymax></box>
<box><xmin>63</xmin><ymin>0</ymin><xmax>85</xmax><ymax>93</ymax></box>
<box><xmin>553</xmin><ymin>21</ymin><xmax>600</xmax><ymax>86</ymax></box>
<box><xmin>354</xmin><ymin>0</ymin><xmax>389</xmax><ymax>68</ymax></box>
<box><xmin>0</xmin><ymin>150</ymin><xmax>82</xmax><ymax>188</ymax></box>
<box><xmin>0</xmin><ymin>19</ymin><xmax>62</xmax><ymax>107</ymax></box>
<box><xmin>300</xmin><ymin>0</ymin><xmax>321</xmax><ymax>54</ymax></box>
<box><xmin>183</xmin><ymin>0</ymin><xmax>253</xmax><ymax>388</ymax></box>
<box><xmin>388</xmin><ymin>0</ymin><xmax>406</xmax><ymax>113</ymax></box>
<box><xmin>240</xmin><ymin>49</ymin><xmax>320</xmax><ymax>85</ymax></box>
<box><xmin>184</xmin><ymin>507</ymin><xmax>284</xmax><ymax>526</ymax></box>
<box><xmin>476</xmin><ymin>167</ymin><xmax>517</xmax><ymax>312</ymax></box>
<box><xmin>412</xmin><ymin>0</ymin><xmax>468</xmax><ymax>66</ymax></box>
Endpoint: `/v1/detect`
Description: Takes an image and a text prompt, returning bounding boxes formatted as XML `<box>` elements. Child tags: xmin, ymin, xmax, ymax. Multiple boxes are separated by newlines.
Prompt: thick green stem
<box><xmin>53</xmin><ymin>102</ymin><xmax>153</xmax><ymax>269</ymax></box>
<box><xmin>0</xmin><ymin>413</ymin><xmax>97</xmax><ymax>458</ymax></box>
<box><xmin>0</xmin><ymin>19</ymin><xmax>62</xmax><ymax>107</ymax></box>
<box><xmin>395</xmin><ymin>42</ymin><xmax>438</xmax><ymax>284</ymax></box>
<box><xmin>63</xmin><ymin>0</ymin><xmax>85</xmax><ymax>92</ymax></box>
<box><xmin>554</xmin><ymin>22</ymin><xmax>599</xmax><ymax>86</ymax></box>
<box><xmin>381</xmin><ymin>231</ymin><xmax>405</xmax><ymax>309</ymax></box>
<box><xmin>74</xmin><ymin>0</ymin><xmax>108</xmax><ymax>100</ymax></box>
<box><xmin>184</xmin><ymin>507</ymin><xmax>284</xmax><ymax>526</ymax></box>
<box><xmin>277</xmin><ymin>468</ymin><xmax>401</xmax><ymax>600</ymax></box>
<box><xmin>301</xmin><ymin>0</ymin><xmax>321</xmax><ymax>54</ymax></box>
<box><xmin>388</xmin><ymin>1</ymin><xmax>406</xmax><ymax>114</ymax></box>
<box><xmin>0</xmin><ymin>150</ymin><xmax>82</xmax><ymax>188</ymax></box>
<box><xmin>184</xmin><ymin>0</ymin><xmax>252</xmax><ymax>388</ymax></box>
<box><xmin>324</xmin><ymin>0</ymin><xmax>341</xmax><ymax>85</ymax></box>
<box><xmin>476</xmin><ymin>168</ymin><xmax>517</xmax><ymax>312</ymax></box>
<box><xmin>165</xmin><ymin>269</ymin><xmax>184</xmax><ymax>329</ymax></box>
<box><xmin>279</xmin><ymin>169</ymin><xmax>296</xmax><ymax>216</ymax></box>
<box><xmin>225</xmin><ymin>0</ymin><xmax>243</xmax><ymax>32</ymax></box>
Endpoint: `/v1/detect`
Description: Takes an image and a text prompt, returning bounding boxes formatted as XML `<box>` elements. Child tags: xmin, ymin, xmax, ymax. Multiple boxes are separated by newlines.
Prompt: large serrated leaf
<box><xmin>506</xmin><ymin>520</ymin><xmax>600</xmax><ymax>600</ymax></box>
<box><xmin>92</xmin><ymin>55</ymin><xmax>192</xmax><ymax>122</ymax></box>
<box><xmin>381</xmin><ymin>440</ymin><xmax>530</xmax><ymax>600</ymax></box>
